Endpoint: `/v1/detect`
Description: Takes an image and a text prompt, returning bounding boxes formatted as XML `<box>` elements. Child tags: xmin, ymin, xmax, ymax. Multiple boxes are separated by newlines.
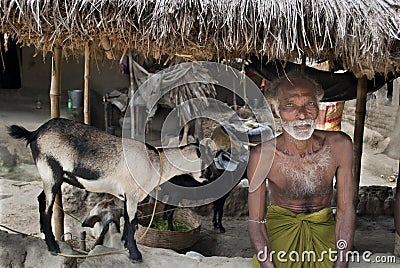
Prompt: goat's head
<box><xmin>160</xmin><ymin>141</ymin><xmax>203</xmax><ymax>178</ymax></box>
<box><xmin>198</xmin><ymin>138</ymin><xmax>220</xmax><ymax>180</ymax></box>
<box><xmin>82</xmin><ymin>199</ymin><xmax>123</xmax><ymax>247</ymax></box>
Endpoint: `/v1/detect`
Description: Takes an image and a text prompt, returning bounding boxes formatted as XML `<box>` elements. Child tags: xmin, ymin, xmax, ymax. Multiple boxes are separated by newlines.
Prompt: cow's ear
<box><xmin>82</xmin><ymin>215</ymin><xmax>101</xmax><ymax>228</ymax></box>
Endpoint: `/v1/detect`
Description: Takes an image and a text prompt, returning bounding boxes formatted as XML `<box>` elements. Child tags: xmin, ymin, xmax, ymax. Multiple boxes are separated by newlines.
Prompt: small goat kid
<box><xmin>82</xmin><ymin>199</ymin><xmax>124</xmax><ymax>249</ymax></box>
<box><xmin>8</xmin><ymin>118</ymin><xmax>201</xmax><ymax>262</ymax></box>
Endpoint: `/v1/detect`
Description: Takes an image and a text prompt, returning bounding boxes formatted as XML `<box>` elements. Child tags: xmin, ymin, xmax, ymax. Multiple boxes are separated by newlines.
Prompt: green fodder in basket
<box><xmin>150</xmin><ymin>218</ymin><xmax>192</xmax><ymax>231</ymax></box>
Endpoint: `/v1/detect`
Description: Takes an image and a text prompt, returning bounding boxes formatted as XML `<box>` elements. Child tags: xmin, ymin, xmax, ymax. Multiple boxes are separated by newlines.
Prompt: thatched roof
<box><xmin>1</xmin><ymin>0</ymin><xmax>400</xmax><ymax>77</ymax></box>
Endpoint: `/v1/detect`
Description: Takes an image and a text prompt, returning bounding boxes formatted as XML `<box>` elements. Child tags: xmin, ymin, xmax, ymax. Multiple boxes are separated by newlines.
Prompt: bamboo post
<box><xmin>50</xmin><ymin>46</ymin><xmax>62</xmax><ymax>118</ymax></box>
<box><xmin>50</xmin><ymin>45</ymin><xmax>64</xmax><ymax>241</ymax></box>
<box><xmin>395</xmin><ymin>91</ymin><xmax>400</xmax><ymax>238</ymax></box>
<box><xmin>233</xmin><ymin>79</ymin><xmax>237</xmax><ymax>110</ymax></box>
<box><xmin>84</xmin><ymin>42</ymin><xmax>91</xmax><ymax>125</ymax></box>
<box><xmin>396</xmin><ymin>165</ymin><xmax>400</xmax><ymax>236</ymax></box>
<box><xmin>127</xmin><ymin>51</ymin><xmax>135</xmax><ymax>139</ymax></box>
<box><xmin>300</xmin><ymin>54</ymin><xmax>306</xmax><ymax>73</ymax></box>
<box><xmin>242</xmin><ymin>63</ymin><xmax>247</xmax><ymax>106</ymax></box>
<box><xmin>352</xmin><ymin>75</ymin><xmax>368</xmax><ymax>207</ymax></box>
<box><xmin>80</xmin><ymin>231</ymin><xmax>86</xmax><ymax>251</ymax></box>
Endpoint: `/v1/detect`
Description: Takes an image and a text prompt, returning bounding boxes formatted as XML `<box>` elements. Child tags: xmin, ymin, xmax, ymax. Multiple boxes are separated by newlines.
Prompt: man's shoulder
<box><xmin>250</xmin><ymin>138</ymin><xmax>276</xmax><ymax>154</ymax></box>
<box><xmin>314</xmin><ymin>130</ymin><xmax>353</xmax><ymax>146</ymax></box>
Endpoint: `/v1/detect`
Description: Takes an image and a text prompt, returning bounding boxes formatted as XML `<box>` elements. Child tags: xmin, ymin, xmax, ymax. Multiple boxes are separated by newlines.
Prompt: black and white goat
<box><xmin>8</xmin><ymin>118</ymin><xmax>201</xmax><ymax>262</ymax></box>
<box><xmin>162</xmin><ymin>174</ymin><xmax>206</xmax><ymax>232</ymax></box>
<box><xmin>162</xmin><ymin>156</ymin><xmax>246</xmax><ymax>233</ymax></box>
<box><xmin>82</xmin><ymin>198</ymin><xmax>124</xmax><ymax>249</ymax></box>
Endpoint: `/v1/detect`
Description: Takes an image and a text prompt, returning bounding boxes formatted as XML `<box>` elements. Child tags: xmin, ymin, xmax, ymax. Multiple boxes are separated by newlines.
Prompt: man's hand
<box><xmin>256</xmin><ymin>258</ymin><xmax>276</xmax><ymax>268</ymax></box>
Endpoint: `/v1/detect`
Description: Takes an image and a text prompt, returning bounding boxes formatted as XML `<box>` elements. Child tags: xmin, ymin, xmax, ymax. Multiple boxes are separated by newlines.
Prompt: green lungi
<box><xmin>253</xmin><ymin>205</ymin><xmax>335</xmax><ymax>268</ymax></box>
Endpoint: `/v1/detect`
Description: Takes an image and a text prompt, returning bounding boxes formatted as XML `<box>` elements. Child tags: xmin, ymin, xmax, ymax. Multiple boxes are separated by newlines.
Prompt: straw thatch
<box><xmin>1</xmin><ymin>0</ymin><xmax>400</xmax><ymax>76</ymax></box>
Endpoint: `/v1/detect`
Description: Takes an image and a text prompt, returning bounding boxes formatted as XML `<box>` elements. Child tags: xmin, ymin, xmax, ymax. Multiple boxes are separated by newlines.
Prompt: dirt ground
<box><xmin>0</xmin><ymin>88</ymin><xmax>398</xmax><ymax>262</ymax></box>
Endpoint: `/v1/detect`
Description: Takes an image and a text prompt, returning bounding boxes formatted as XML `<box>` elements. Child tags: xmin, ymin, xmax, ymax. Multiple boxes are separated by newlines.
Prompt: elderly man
<box><xmin>247</xmin><ymin>73</ymin><xmax>355</xmax><ymax>268</ymax></box>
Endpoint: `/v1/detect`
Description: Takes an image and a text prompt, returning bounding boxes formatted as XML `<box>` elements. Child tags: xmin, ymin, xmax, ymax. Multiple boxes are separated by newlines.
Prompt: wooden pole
<box><xmin>50</xmin><ymin>45</ymin><xmax>64</xmax><ymax>241</ymax></box>
<box><xmin>352</xmin><ymin>75</ymin><xmax>368</xmax><ymax>207</ymax></box>
<box><xmin>50</xmin><ymin>46</ymin><xmax>62</xmax><ymax>118</ymax></box>
<box><xmin>83</xmin><ymin>42</ymin><xmax>91</xmax><ymax>125</ymax></box>
<box><xmin>395</xmin><ymin>89</ymin><xmax>400</xmax><ymax>238</ymax></box>
<box><xmin>127</xmin><ymin>51</ymin><xmax>135</xmax><ymax>139</ymax></box>
<box><xmin>80</xmin><ymin>231</ymin><xmax>87</xmax><ymax>251</ymax></box>
<box><xmin>396</xmin><ymin>165</ymin><xmax>400</xmax><ymax>236</ymax></box>
<box><xmin>300</xmin><ymin>54</ymin><xmax>306</xmax><ymax>73</ymax></box>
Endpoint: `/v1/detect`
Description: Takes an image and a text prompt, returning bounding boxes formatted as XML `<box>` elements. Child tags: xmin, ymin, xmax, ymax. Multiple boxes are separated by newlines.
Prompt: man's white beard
<box><xmin>281</xmin><ymin>119</ymin><xmax>316</xmax><ymax>140</ymax></box>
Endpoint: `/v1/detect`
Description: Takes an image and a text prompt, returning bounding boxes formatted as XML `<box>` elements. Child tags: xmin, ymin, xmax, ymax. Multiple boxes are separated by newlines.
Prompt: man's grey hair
<box><xmin>265</xmin><ymin>72</ymin><xmax>324</xmax><ymax>113</ymax></box>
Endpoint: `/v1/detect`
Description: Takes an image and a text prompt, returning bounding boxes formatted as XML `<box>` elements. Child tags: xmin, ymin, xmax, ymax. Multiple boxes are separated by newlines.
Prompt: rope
<box><xmin>0</xmin><ymin>223</ymin><xmax>128</xmax><ymax>259</ymax></box>
<box><xmin>137</xmin><ymin>150</ymin><xmax>163</xmax><ymax>242</ymax></box>
<box><xmin>57</xmin><ymin>248</ymin><xmax>127</xmax><ymax>258</ymax></box>
<box><xmin>54</xmin><ymin>203</ymin><xmax>83</xmax><ymax>224</ymax></box>
<box><xmin>56</xmin><ymin>191</ymin><xmax>174</xmax><ymax>224</ymax></box>
<box><xmin>138</xmin><ymin>209</ymin><xmax>173</xmax><ymax>218</ymax></box>
<box><xmin>0</xmin><ymin>223</ymin><xmax>38</xmax><ymax>237</ymax></box>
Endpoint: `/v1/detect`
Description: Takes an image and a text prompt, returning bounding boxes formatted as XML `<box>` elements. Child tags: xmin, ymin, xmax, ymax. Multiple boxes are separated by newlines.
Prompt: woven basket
<box><xmin>136</xmin><ymin>203</ymin><xmax>201</xmax><ymax>250</ymax></box>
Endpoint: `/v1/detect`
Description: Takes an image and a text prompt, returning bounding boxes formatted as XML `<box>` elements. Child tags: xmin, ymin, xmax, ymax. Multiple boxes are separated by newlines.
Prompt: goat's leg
<box><xmin>36</xmin><ymin>158</ymin><xmax>64</xmax><ymax>254</ymax></box>
<box><xmin>125</xmin><ymin>215</ymin><xmax>142</xmax><ymax>262</ymax></box>
<box><xmin>217</xmin><ymin>198</ymin><xmax>226</xmax><ymax>233</ymax></box>
<box><xmin>38</xmin><ymin>190</ymin><xmax>60</xmax><ymax>253</ymax></box>
<box><xmin>179</xmin><ymin>123</ymin><xmax>190</xmax><ymax>146</ymax></box>
<box><xmin>163</xmin><ymin>204</ymin><xmax>176</xmax><ymax>231</ymax></box>
<box><xmin>123</xmin><ymin>198</ymin><xmax>142</xmax><ymax>262</ymax></box>
<box><xmin>212</xmin><ymin>202</ymin><xmax>218</xmax><ymax>230</ymax></box>
<box><xmin>217</xmin><ymin>194</ymin><xmax>229</xmax><ymax>233</ymax></box>
<box><xmin>212</xmin><ymin>197</ymin><xmax>227</xmax><ymax>233</ymax></box>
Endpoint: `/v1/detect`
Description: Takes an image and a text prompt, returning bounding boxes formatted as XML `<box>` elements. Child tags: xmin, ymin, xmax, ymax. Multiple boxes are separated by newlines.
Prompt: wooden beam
<box><xmin>49</xmin><ymin>45</ymin><xmax>64</xmax><ymax>241</ymax></box>
<box><xmin>352</xmin><ymin>75</ymin><xmax>368</xmax><ymax>207</ymax></box>
<box><xmin>84</xmin><ymin>42</ymin><xmax>91</xmax><ymax>125</ymax></box>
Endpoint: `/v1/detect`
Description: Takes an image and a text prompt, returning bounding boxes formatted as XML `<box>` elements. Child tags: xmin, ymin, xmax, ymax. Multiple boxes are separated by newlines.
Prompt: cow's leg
<box><xmin>36</xmin><ymin>158</ymin><xmax>64</xmax><ymax>253</ymax></box>
<box><xmin>123</xmin><ymin>197</ymin><xmax>142</xmax><ymax>262</ymax></box>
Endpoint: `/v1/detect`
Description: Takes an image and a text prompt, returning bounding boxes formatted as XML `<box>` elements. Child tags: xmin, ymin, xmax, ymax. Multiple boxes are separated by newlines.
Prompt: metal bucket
<box><xmin>68</xmin><ymin>89</ymin><xmax>83</xmax><ymax>108</ymax></box>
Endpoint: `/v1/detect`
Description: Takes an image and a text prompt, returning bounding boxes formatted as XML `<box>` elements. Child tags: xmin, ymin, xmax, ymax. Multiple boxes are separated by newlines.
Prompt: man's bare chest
<box><xmin>268</xmin><ymin>146</ymin><xmax>337</xmax><ymax>199</ymax></box>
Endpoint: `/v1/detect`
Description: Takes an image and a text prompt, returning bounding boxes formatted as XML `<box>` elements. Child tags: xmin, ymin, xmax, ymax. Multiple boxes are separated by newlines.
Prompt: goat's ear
<box><xmin>82</xmin><ymin>215</ymin><xmax>101</xmax><ymax>228</ymax></box>
<box><xmin>113</xmin><ymin>207</ymin><xmax>123</xmax><ymax>219</ymax></box>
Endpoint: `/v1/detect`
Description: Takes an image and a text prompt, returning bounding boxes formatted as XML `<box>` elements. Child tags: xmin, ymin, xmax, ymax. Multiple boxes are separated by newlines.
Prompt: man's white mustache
<box><xmin>284</xmin><ymin>119</ymin><xmax>315</xmax><ymax>127</ymax></box>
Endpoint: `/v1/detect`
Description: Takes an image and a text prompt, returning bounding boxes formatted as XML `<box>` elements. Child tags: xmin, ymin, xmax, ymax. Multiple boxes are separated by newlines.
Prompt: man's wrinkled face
<box><xmin>276</xmin><ymin>80</ymin><xmax>320</xmax><ymax>140</ymax></box>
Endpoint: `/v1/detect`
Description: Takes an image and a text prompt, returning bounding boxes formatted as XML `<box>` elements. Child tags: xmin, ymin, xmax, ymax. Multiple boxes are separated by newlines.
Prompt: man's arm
<box><xmin>247</xmin><ymin>143</ymin><xmax>275</xmax><ymax>268</ymax></box>
<box><xmin>334</xmin><ymin>133</ymin><xmax>356</xmax><ymax>268</ymax></box>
